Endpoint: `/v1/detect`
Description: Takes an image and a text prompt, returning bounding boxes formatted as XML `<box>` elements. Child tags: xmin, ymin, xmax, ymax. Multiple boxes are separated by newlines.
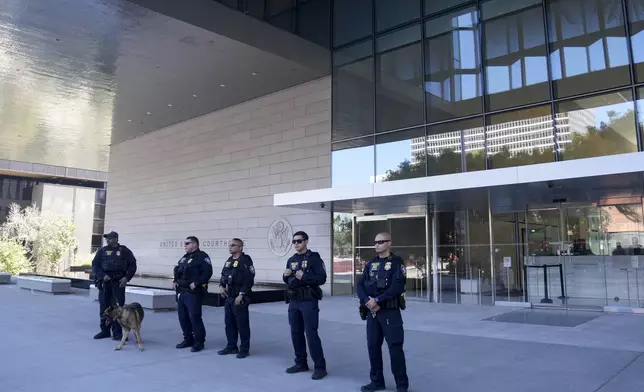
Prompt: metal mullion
<box><xmin>421</xmin><ymin>8</ymin><xmax>429</xmax><ymax>178</ymax></box>
<box><xmin>622</xmin><ymin>0</ymin><xmax>643</xmax><ymax>151</ymax></box>
<box><xmin>542</xmin><ymin>0</ymin><xmax>560</xmax><ymax>162</ymax></box>
<box><xmin>477</xmin><ymin>0</ymin><xmax>490</xmax><ymax>170</ymax></box>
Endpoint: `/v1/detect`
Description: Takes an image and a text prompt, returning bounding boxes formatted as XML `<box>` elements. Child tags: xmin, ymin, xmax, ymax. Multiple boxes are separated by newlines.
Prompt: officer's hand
<box><xmin>219</xmin><ymin>286</ymin><xmax>227</xmax><ymax>297</ymax></box>
<box><xmin>366</xmin><ymin>297</ymin><xmax>377</xmax><ymax>309</ymax></box>
<box><xmin>373</xmin><ymin>305</ymin><xmax>380</xmax><ymax>312</ymax></box>
<box><xmin>283</xmin><ymin>269</ymin><xmax>292</xmax><ymax>277</ymax></box>
<box><xmin>172</xmin><ymin>281</ymin><xmax>177</xmax><ymax>290</ymax></box>
<box><xmin>119</xmin><ymin>277</ymin><xmax>128</xmax><ymax>288</ymax></box>
<box><xmin>103</xmin><ymin>275</ymin><xmax>111</xmax><ymax>282</ymax></box>
<box><xmin>295</xmin><ymin>270</ymin><xmax>304</xmax><ymax>280</ymax></box>
<box><xmin>235</xmin><ymin>294</ymin><xmax>243</xmax><ymax>306</ymax></box>
<box><xmin>190</xmin><ymin>282</ymin><xmax>196</xmax><ymax>290</ymax></box>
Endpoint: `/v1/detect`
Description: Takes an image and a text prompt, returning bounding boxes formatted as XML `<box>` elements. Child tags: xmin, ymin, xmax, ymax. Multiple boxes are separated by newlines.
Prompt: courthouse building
<box><xmin>6</xmin><ymin>0</ymin><xmax>644</xmax><ymax>311</ymax></box>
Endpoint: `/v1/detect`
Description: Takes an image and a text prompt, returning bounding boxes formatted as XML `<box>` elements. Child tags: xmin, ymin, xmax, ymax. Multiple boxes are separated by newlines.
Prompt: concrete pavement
<box><xmin>2</xmin><ymin>283</ymin><xmax>644</xmax><ymax>391</ymax></box>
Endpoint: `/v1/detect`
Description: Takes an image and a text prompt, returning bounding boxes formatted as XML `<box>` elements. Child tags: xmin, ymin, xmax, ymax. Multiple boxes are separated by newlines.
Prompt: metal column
<box><xmin>432</xmin><ymin>209</ymin><xmax>439</xmax><ymax>303</ymax></box>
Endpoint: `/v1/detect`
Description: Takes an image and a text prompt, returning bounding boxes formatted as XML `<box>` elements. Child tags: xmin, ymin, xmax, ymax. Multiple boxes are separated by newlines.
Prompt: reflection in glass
<box><xmin>486</xmin><ymin>105</ymin><xmax>555</xmax><ymax>169</ymax></box>
<box><xmin>636</xmin><ymin>86</ymin><xmax>644</xmax><ymax>143</ymax></box>
<box><xmin>435</xmin><ymin>208</ymin><xmax>491</xmax><ymax>305</ymax></box>
<box><xmin>333</xmin><ymin>0</ymin><xmax>372</xmax><ymax>47</ymax></box>
<box><xmin>547</xmin><ymin>0</ymin><xmax>630</xmax><ymax>98</ymax></box>
<box><xmin>333</xmin><ymin>41</ymin><xmax>374</xmax><ymax>141</ymax></box>
<box><xmin>376</xmin><ymin>128</ymin><xmax>425</xmax><ymax>182</ymax></box>
<box><xmin>376</xmin><ymin>24</ymin><xmax>424</xmax><ymax>132</ymax></box>
<box><xmin>482</xmin><ymin>0</ymin><xmax>550</xmax><ymax>110</ymax></box>
<box><xmin>425</xmin><ymin>7</ymin><xmax>483</xmax><ymax>123</ymax></box>
<box><xmin>628</xmin><ymin>0</ymin><xmax>644</xmax><ymax>82</ymax></box>
<box><xmin>298</xmin><ymin>0</ymin><xmax>331</xmax><ymax>48</ymax></box>
<box><xmin>331</xmin><ymin>137</ymin><xmax>375</xmax><ymax>186</ymax></box>
<box><xmin>556</xmin><ymin>90</ymin><xmax>637</xmax><ymax>161</ymax></box>
<box><xmin>491</xmin><ymin>212</ymin><xmax>526</xmax><ymax>302</ymax></box>
<box><xmin>426</xmin><ymin>118</ymin><xmax>485</xmax><ymax>175</ymax></box>
<box><xmin>332</xmin><ymin>212</ymin><xmax>353</xmax><ymax>295</ymax></box>
<box><xmin>375</xmin><ymin>0</ymin><xmax>420</xmax><ymax>32</ymax></box>
<box><xmin>265</xmin><ymin>0</ymin><xmax>296</xmax><ymax>32</ymax></box>
<box><xmin>425</xmin><ymin>0</ymin><xmax>472</xmax><ymax>15</ymax></box>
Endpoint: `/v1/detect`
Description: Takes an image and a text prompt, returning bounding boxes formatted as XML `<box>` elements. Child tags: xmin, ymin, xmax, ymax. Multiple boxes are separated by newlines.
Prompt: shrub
<box><xmin>0</xmin><ymin>237</ymin><xmax>30</xmax><ymax>275</ymax></box>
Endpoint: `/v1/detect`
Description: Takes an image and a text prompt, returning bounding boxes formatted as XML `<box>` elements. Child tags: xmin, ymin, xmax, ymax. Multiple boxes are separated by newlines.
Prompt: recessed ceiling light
<box><xmin>220</xmin><ymin>84</ymin><xmax>226</xmax><ymax>87</ymax></box>
<box><xmin>167</xmin><ymin>104</ymin><xmax>173</xmax><ymax>107</ymax></box>
<box><xmin>146</xmin><ymin>112</ymin><xmax>151</xmax><ymax>115</ymax></box>
<box><xmin>127</xmin><ymin>119</ymin><xmax>132</xmax><ymax>122</ymax></box>
<box><xmin>251</xmin><ymin>72</ymin><xmax>259</xmax><ymax>76</ymax></box>
<box><xmin>192</xmin><ymin>94</ymin><xmax>198</xmax><ymax>98</ymax></box>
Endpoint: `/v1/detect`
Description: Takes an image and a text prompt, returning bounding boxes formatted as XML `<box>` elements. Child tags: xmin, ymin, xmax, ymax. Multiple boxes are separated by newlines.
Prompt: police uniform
<box><xmin>173</xmin><ymin>249</ymin><xmax>213</xmax><ymax>351</ymax></box>
<box><xmin>218</xmin><ymin>252</ymin><xmax>255</xmax><ymax>357</ymax></box>
<box><xmin>356</xmin><ymin>253</ymin><xmax>409</xmax><ymax>392</ymax></box>
<box><xmin>283</xmin><ymin>250</ymin><xmax>327</xmax><ymax>379</ymax></box>
<box><xmin>91</xmin><ymin>243</ymin><xmax>137</xmax><ymax>339</ymax></box>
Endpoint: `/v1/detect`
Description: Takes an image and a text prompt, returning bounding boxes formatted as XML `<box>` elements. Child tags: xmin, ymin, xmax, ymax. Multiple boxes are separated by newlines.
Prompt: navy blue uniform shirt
<box><xmin>357</xmin><ymin>253</ymin><xmax>406</xmax><ymax>304</ymax></box>
<box><xmin>219</xmin><ymin>252</ymin><xmax>255</xmax><ymax>294</ymax></box>
<box><xmin>282</xmin><ymin>250</ymin><xmax>327</xmax><ymax>290</ymax></box>
<box><xmin>173</xmin><ymin>250</ymin><xmax>213</xmax><ymax>289</ymax></box>
<box><xmin>91</xmin><ymin>244</ymin><xmax>137</xmax><ymax>281</ymax></box>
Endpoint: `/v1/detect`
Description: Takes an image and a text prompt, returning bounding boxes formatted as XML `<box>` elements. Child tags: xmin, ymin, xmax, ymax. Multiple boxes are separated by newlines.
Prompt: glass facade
<box><xmin>329</xmin><ymin>1</ymin><xmax>644</xmax><ymax>310</ymax></box>
<box><xmin>331</xmin><ymin>0</ymin><xmax>644</xmax><ymax>186</ymax></box>
<box><xmin>332</xmin><ymin>190</ymin><xmax>644</xmax><ymax>309</ymax></box>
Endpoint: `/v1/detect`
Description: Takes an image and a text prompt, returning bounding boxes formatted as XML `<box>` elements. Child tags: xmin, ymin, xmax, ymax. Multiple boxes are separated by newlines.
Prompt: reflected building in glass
<box><xmin>274</xmin><ymin>0</ymin><xmax>644</xmax><ymax>312</ymax></box>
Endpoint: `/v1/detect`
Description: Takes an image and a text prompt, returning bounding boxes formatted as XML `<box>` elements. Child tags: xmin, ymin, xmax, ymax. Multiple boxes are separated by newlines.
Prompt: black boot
<box><xmin>93</xmin><ymin>331</ymin><xmax>110</xmax><ymax>339</ymax></box>
<box><xmin>285</xmin><ymin>364</ymin><xmax>309</xmax><ymax>374</ymax></box>
<box><xmin>191</xmin><ymin>343</ymin><xmax>205</xmax><ymax>352</ymax></box>
<box><xmin>218</xmin><ymin>347</ymin><xmax>238</xmax><ymax>355</ymax></box>
<box><xmin>176</xmin><ymin>339</ymin><xmax>194</xmax><ymax>349</ymax></box>
<box><xmin>361</xmin><ymin>383</ymin><xmax>386</xmax><ymax>392</ymax></box>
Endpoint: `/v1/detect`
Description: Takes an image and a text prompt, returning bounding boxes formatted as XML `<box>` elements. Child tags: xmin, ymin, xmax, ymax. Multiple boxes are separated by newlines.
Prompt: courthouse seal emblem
<box><xmin>268</xmin><ymin>218</ymin><xmax>293</xmax><ymax>257</ymax></box>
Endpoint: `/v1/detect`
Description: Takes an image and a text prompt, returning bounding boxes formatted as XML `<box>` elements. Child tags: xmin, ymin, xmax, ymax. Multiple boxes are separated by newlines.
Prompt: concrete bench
<box><xmin>17</xmin><ymin>276</ymin><xmax>72</xmax><ymax>294</ymax></box>
<box><xmin>0</xmin><ymin>273</ymin><xmax>11</xmax><ymax>284</ymax></box>
<box><xmin>89</xmin><ymin>285</ymin><xmax>177</xmax><ymax>312</ymax></box>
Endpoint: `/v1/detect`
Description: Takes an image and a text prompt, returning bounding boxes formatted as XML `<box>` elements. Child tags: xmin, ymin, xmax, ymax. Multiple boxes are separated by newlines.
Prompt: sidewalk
<box><xmin>2</xmin><ymin>283</ymin><xmax>644</xmax><ymax>392</ymax></box>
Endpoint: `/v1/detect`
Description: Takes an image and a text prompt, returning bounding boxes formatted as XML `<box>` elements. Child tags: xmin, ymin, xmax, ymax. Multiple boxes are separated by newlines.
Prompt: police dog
<box><xmin>102</xmin><ymin>302</ymin><xmax>145</xmax><ymax>351</ymax></box>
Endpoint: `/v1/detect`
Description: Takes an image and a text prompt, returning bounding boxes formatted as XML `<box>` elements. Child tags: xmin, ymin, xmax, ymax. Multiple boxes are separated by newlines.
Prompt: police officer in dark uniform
<box><xmin>357</xmin><ymin>232</ymin><xmax>409</xmax><ymax>392</ymax></box>
<box><xmin>217</xmin><ymin>238</ymin><xmax>255</xmax><ymax>359</ymax></box>
<box><xmin>91</xmin><ymin>231</ymin><xmax>137</xmax><ymax>341</ymax></box>
<box><xmin>172</xmin><ymin>236</ymin><xmax>213</xmax><ymax>352</ymax></box>
<box><xmin>283</xmin><ymin>231</ymin><xmax>328</xmax><ymax>380</ymax></box>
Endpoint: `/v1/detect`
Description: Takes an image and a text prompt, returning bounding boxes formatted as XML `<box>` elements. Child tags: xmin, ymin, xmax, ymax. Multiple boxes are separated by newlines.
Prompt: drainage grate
<box><xmin>483</xmin><ymin>309</ymin><xmax>600</xmax><ymax>327</ymax></box>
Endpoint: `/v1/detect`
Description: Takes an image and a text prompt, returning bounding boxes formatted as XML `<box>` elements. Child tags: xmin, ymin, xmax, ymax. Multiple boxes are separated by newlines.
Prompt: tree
<box><xmin>333</xmin><ymin>213</ymin><xmax>352</xmax><ymax>257</ymax></box>
<box><xmin>0</xmin><ymin>237</ymin><xmax>30</xmax><ymax>275</ymax></box>
<box><xmin>0</xmin><ymin>203</ymin><xmax>78</xmax><ymax>275</ymax></box>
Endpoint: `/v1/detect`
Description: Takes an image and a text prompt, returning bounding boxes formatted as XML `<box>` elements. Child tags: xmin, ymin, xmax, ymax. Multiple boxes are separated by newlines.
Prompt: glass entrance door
<box><xmin>524</xmin><ymin>201</ymin><xmax>644</xmax><ymax>310</ymax></box>
<box><xmin>354</xmin><ymin>214</ymin><xmax>428</xmax><ymax>299</ymax></box>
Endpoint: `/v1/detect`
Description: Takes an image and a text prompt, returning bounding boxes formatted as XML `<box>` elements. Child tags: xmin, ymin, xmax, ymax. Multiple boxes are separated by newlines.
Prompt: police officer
<box><xmin>172</xmin><ymin>236</ymin><xmax>213</xmax><ymax>352</ymax></box>
<box><xmin>217</xmin><ymin>238</ymin><xmax>255</xmax><ymax>359</ymax></box>
<box><xmin>91</xmin><ymin>231</ymin><xmax>137</xmax><ymax>341</ymax></box>
<box><xmin>283</xmin><ymin>231</ymin><xmax>328</xmax><ymax>380</ymax></box>
<box><xmin>357</xmin><ymin>232</ymin><xmax>409</xmax><ymax>392</ymax></box>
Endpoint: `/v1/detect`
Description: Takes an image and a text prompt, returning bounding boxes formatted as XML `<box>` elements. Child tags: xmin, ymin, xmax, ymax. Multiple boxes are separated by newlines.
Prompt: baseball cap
<box><xmin>103</xmin><ymin>231</ymin><xmax>119</xmax><ymax>239</ymax></box>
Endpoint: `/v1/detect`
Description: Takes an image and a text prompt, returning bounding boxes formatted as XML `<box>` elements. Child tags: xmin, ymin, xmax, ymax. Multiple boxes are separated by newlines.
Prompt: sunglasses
<box><xmin>374</xmin><ymin>240</ymin><xmax>391</xmax><ymax>245</ymax></box>
<box><xmin>292</xmin><ymin>239</ymin><xmax>305</xmax><ymax>244</ymax></box>
<box><xmin>184</xmin><ymin>241</ymin><xmax>194</xmax><ymax>246</ymax></box>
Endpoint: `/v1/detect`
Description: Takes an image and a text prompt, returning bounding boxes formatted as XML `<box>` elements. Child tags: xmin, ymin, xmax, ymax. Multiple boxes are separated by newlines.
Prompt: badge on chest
<box><xmin>233</xmin><ymin>260</ymin><xmax>238</xmax><ymax>267</ymax></box>
<box><xmin>302</xmin><ymin>260</ymin><xmax>308</xmax><ymax>269</ymax></box>
<box><xmin>371</xmin><ymin>262</ymin><xmax>380</xmax><ymax>271</ymax></box>
<box><xmin>290</xmin><ymin>262</ymin><xmax>298</xmax><ymax>270</ymax></box>
<box><xmin>225</xmin><ymin>261</ymin><xmax>231</xmax><ymax>268</ymax></box>
<box><xmin>384</xmin><ymin>262</ymin><xmax>391</xmax><ymax>271</ymax></box>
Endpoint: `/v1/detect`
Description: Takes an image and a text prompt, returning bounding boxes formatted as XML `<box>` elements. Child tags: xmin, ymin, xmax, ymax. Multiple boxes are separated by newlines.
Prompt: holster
<box><xmin>359</xmin><ymin>302</ymin><xmax>368</xmax><ymax>320</ymax></box>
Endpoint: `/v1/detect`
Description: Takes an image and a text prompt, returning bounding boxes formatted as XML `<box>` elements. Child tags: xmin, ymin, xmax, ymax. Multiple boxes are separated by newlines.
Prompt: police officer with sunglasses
<box><xmin>173</xmin><ymin>236</ymin><xmax>213</xmax><ymax>352</ymax></box>
<box><xmin>283</xmin><ymin>231</ymin><xmax>328</xmax><ymax>380</ymax></box>
<box><xmin>357</xmin><ymin>232</ymin><xmax>409</xmax><ymax>392</ymax></box>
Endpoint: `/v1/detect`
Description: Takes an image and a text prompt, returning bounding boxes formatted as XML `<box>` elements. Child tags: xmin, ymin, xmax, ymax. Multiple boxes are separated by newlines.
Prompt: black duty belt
<box><xmin>287</xmin><ymin>287</ymin><xmax>315</xmax><ymax>301</ymax></box>
<box><xmin>379</xmin><ymin>298</ymin><xmax>400</xmax><ymax>310</ymax></box>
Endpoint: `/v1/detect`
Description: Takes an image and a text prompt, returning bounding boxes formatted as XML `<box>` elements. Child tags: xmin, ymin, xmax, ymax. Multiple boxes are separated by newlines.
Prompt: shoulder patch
<box><xmin>321</xmin><ymin>261</ymin><xmax>326</xmax><ymax>273</ymax></box>
<box><xmin>249</xmin><ymin>265</ymin><xmax>255</xmax><ymax>275</ymax></box>
<box><xmin>205</xmin><ymin>257</ymin><xmax>211</xmax><ymax>265</ymax></box>
<box><xmin>401</xmin><ymin>265</ymin><xmax>406</xmax><ymax>276</ymax></box>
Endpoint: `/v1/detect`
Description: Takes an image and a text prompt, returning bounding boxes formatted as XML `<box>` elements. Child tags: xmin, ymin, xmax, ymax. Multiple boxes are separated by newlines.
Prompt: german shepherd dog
<box><xmin>102</xmin><ymin>302</ymin><xmax>145</xmax><ymax>351</ymax></box>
